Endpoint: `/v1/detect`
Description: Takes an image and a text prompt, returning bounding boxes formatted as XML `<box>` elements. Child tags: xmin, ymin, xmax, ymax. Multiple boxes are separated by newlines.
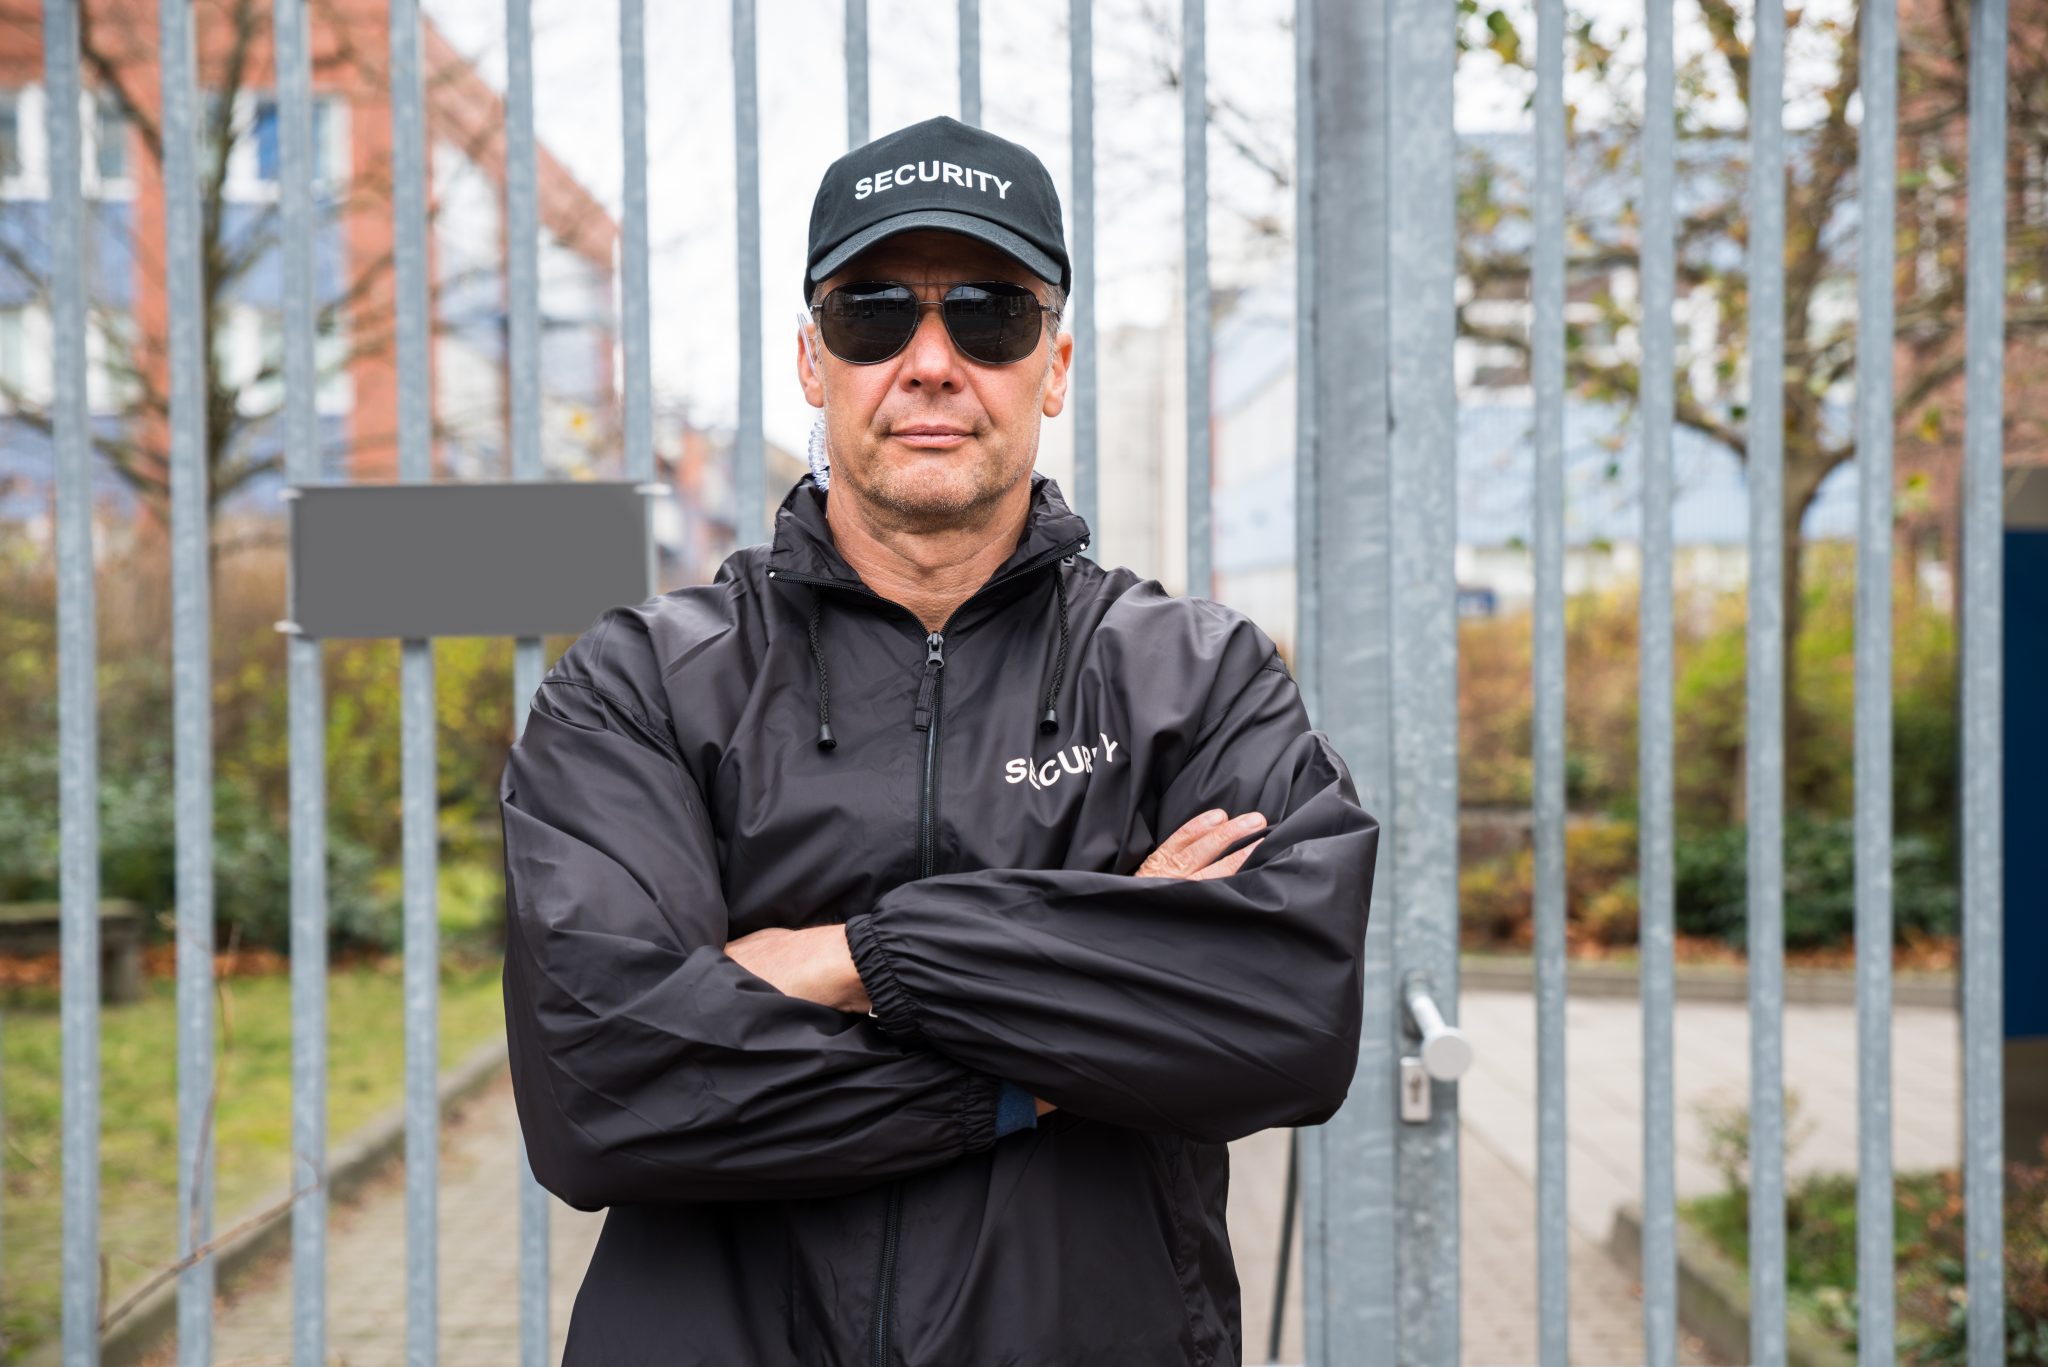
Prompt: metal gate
<box><xmin>33</xmin><ymin>0</ymin><xmax>2009</xmax><ymax>1363</ymax></box>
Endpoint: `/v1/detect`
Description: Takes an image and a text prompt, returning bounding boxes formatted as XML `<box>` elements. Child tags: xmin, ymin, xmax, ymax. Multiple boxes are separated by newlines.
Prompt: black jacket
<box><xmin>499</xmin><ymin>470</ymin><xmax>1379</xmax><ymax>1366</ymax></box>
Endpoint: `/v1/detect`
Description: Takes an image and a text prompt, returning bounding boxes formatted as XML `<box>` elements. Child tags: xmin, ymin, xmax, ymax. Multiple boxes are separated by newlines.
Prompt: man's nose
<box><xmin>898</xmin><ymin>304</ymin><xmax>962</xmax><ymax>389</ymax></box>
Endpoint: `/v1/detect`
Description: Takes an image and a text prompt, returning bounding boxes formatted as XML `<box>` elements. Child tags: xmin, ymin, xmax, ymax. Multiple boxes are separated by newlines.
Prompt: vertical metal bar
<box><xmin>1388</xmin><ymin>0</ymin><xmax>1459</xmax><ymax>1352</ymax></box>
<box><xmin>45</xmin><ymin>0</ymin><xmax>100</xmax><ymax>1358</ymax></box>
<box><xmin>1296</xmin><ymin>0</ymin><xmax>1328</xmax><ymax>1327</ymax></box>
<box><xmin>274</xmin><ymin>0</ymin><xmax>329</xmax><ymax>1360</ymax></box>
<box><xmin>846</xmin><ymin>0</ymin><xmax>868</xmax><ymax>147</ymax></box>
<box><xmin>1291</xmin><ymin>0</ymin><xmax>1316</xmax><ymax>716</ymax></box>
<box><xmin>160</xmin><ymin>0</ymin><xmax>217</xmax><ymax>1357</ymax></box>
<box><xmin>732</xmin><ymin>0</ymin><xmax>764</xmax><ymax>547</ymax></box>
<box><xmin>1182</xmin><ymin>0</ymin><xmax>1210</xmax><ymax>599</ymax></box>
<box><xmin>1638</xmin><ymin>0</ymin><xmax>1678</xmax><ymax>1361</ymax></box>
<box><xmin>509</xmin><ymin>614</ymin><xmax>545</xmax><ymax>1367</ymax></box>
<box><xmin>388</xmin><ymin>1</ymin><xmax>440</xmax><ymax>1361</ymax></box>
<box><xmin>1301</xmin><ymin>0</ymin><xmax>1395</xmax><ymax>1358</ymax></box>
<box><xmin>1530</xmin><ymin>0</ymin><xmax>1568</xmax><ymax>1359</ymax></box>
<box><xmin>399</xmin><ymin>653</ymin><xmax>439</xmax><ymax>1367</ymax></box>
<box><xmin>1960</xmin><ymin>0</ymin><xmax>2007</xmax><ymax>1359</ymax></box>
<box><xmin>1069</xmin><ymin>0</ymin><xmax>1098</xmax><ymax>547</ymax></box>
<box><xmin>958</xmin><ymin>0</ymin><xmax>979</xmax><ymax>126</ymax></box>
<box><xmin>621</xmin><ymin>0</ymin><xmax>656</xmax><ymax>586</ymax></box>
<box><xmin>1744</xmin><ymin>0</ymin><xmax>1788</xmax><ymax>1359</ymax></box>
<box><xmin>502</xmin><ymin>0</ymin><xmax>550</xmax><ymax>1361</ymax></box>
<box><xmin>507</xmin><ymin>0</ymin><xmax>539</xmax><ymax>487</ymax></box>
<box><xmin>1853</xmin><ymin>0</ymin><xmax>1900</xmax><ymax>1358</ymax></box>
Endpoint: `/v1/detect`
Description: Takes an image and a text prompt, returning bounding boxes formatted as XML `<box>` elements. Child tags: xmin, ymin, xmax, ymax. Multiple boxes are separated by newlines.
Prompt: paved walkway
<box><xmin>180</xmin><ymin>991</ymin><xmax>1958</xmax><ymax>1366</ymax></box>
<box><xmin>1458</xmin><ymin>989</ymin><xmax>1961</xmax><ymax>1249</ymax></box>
<box><xmin>150</xmin><ymin>1072</ymin><xmax>604</xmax><ymax>1367</ymax></box>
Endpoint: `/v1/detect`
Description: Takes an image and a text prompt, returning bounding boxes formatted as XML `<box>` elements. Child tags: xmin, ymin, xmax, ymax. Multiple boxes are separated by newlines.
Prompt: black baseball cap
<box><xmin>803</xmin><ymin>115</ymin><xmax>1071</xmax><ymax>304</ymax></box>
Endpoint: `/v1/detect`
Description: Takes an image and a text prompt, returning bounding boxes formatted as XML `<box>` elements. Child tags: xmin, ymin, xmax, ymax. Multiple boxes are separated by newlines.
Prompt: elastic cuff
<box><xmin>954</xmin><ymin>1072</ymin><xmax>1003</xmax><ymax>1154</ymax></box>
<box><xmin>846</xmin><ymin>912</ymin><xmax>924</xmax><ymax>1045</ymax></box>
<box><xmin>994</xmin><ymin>1081</ymin><xmax>1040</xmax><ymax>1138</ymax></box>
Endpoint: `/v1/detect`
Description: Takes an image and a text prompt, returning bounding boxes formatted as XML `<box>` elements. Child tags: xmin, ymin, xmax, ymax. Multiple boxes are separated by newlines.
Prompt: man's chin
<box><xmin>848</xmin><ymin>456</ymin><xmax>1014</xmax><ymax>524</ymax></box>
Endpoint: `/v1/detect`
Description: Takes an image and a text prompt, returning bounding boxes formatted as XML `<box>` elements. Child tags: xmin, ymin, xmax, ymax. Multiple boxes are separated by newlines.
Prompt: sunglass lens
<box><xmin>820</xmin><ymin>283</ymin><xmax>918</xmax><ymax>363</ymax></box>
<box><xmin>943</xmin><ymin>284</ymin><xmax>1042</xmax><ymax>364</ymax></box>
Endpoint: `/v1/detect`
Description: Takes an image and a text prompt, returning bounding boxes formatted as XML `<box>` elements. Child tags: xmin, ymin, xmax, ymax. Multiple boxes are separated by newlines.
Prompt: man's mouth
<box><xmin>890</xmin><ymin>426</ymin><xmax>972</xmax><ymax>449</ymax></box>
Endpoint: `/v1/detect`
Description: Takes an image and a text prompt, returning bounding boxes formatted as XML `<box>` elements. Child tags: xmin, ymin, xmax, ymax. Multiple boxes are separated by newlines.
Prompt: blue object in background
<box><xmin>2008</xmin><ymin>470</ymin><xmax>2048</xmax><ymax>1042</ymax></box>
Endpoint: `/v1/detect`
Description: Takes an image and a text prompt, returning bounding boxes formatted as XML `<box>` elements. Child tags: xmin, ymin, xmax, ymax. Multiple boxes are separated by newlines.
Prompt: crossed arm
<box><xmin>723</xmin><ymin>807</ymin><xmax>1273</xmax><ymax>1118</ymax></box>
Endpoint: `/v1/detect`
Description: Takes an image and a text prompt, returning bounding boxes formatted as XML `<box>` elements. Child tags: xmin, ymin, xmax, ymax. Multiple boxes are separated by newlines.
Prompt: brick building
<box><xmin>0</xmin><ymin>0</ymin><xmax>619</xmax><ymax>530</ymax></box>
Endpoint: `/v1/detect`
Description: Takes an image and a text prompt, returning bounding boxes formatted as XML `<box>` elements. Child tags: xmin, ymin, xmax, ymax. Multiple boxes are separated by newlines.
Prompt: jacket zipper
<box><xmin>869</xmin><ymin>628</ymin><xmax>943</xmax><ymax>1367</ymax></box>
<box><xmin>773</xmin><ymin>544</ymin><xmax>1074</xmax><ymax>1367</ymax></box>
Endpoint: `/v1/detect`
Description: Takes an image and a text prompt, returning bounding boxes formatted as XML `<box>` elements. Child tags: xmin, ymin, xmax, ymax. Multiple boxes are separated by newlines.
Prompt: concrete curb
<box><xmin>26</xmin><ymin>1034</ymin><xmax>514</xmax><ymax>1367</ymax></box>
<box><xmin>1461</xmin><ymin>953</ymin><xmax>1958</xmax><ymax>1009</ymax></box>
<box><xmin>1607</xmin><ymin>1201</ymin><xmax>1855</xmax><ymax>1367</ymax></box>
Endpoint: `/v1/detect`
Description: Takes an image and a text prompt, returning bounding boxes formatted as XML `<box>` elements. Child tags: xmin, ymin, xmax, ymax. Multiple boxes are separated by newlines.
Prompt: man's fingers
<box><xmin>1187</xmin><ymin>837</ymin><xmax>1263</xmax><ymax>882</ymax></box>
<box><xmin>1136</xmin><ymin>810</ymin><xmax>1267</xmax><ymax>879</ymax></box>
<box><xmin>1170</xmin><ymin>812</ymin><xmax>1265</xmax><ymax>874</ymax></box>
<box><xmin>1150</xmin><ymin>808</ymin><xmax>1232</xmax><ymax>861</ymax></box>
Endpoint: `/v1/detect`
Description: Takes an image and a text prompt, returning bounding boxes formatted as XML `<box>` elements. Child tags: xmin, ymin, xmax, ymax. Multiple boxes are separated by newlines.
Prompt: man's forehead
<box><xmin>826</xmin><ymin>230</ymin><xmax>1041</xmax><ymax>287</ymax></box>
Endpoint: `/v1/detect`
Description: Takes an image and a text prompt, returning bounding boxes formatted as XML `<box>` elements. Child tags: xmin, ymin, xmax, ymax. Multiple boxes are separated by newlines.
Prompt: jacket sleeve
<box><xmin>842</xmin><ymin>631</ymin><xmax>1379</xmax><ymax>1145</ymax></box>
<box><xmin>500</xmin><ymin>666</ymin><xmax>1014</xmax><ymax>1210</ymax></box>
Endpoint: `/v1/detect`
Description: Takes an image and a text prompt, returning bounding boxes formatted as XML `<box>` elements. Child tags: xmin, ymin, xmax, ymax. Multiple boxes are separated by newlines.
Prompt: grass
<box><xmin>1684</xmin><ymin>1172</ymin><xmax>1943</xmax><ymax>1346</ymax></box>
<box><xmin>0</xmin><ymin>950</ymin><xmax>508</xmax><ymax>1364</ymax></box>
<box><xmin>1683</xmin><ymin>1164</ymin><xmax>2048</xmax><ymax>1364</ymax></box>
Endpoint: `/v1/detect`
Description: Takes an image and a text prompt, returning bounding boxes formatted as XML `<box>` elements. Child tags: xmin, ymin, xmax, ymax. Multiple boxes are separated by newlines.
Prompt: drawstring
<box><xmin>807</xmin><ymin>588</ymin><xmax>836</xmax><ymax>750</ymax></box>
<box><xmin>801</xmin><ymin>553</ymin><xmax>1075</xmax><ymax>752</ymax></box>
<box><xmin>1039</xmin><ymin>560</ymin><xmax>1071</xmax><ymax>734</ymax></box>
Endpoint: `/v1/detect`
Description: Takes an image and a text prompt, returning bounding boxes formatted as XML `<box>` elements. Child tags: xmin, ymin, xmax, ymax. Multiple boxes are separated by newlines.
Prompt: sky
<box><xmin>424</xmin><ymin>0</ymin><xmax>1298</xmax><ymax>459</ymax></box>
<box><xmin>420</xmin><ymin>0</ymin><xmax>1855</xmax><ymax>461</ymax></box>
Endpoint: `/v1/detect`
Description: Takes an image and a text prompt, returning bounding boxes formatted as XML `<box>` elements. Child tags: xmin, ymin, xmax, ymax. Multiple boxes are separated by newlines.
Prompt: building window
<box><xmin>315</xmin><ymin>98</ymin><xmax>348</xmax><ymax>189</ymax></box>
<box><xmin>0</xmin><ymin>92</ymin><xmax>20</xmax><ymax>181</ymax></box>
<box><xmin>316</xmin><ymin>309</ymin><xmax>353</xmax><ymax>416</ymax></box>
<box><xmin>93</xmin><ymin>91</ymin><xmax>127</xmax><ymax>182</ymax></box>
<box><xmin>254</xmin><ymin>98</ymin><xmax>280</xmax><ymax>182</ymax></box>
<box><xmin>86</xmin><ymin>312</ymin><xmax>138</xmax><ymax>414</ymax></box>
<box><xmin>0</xmin><ymin>306</ymin><xmax>51</xmax><ymax>408</ymax></box>
<box><xmin>227</xmin><ymin>95</ymin><xmax>347</xmax><ymax>193</ymax></box>
<box><xmin>0</xmin><ymin>308</ymin><xmax>25</xmax><ymax>408</ymax></box>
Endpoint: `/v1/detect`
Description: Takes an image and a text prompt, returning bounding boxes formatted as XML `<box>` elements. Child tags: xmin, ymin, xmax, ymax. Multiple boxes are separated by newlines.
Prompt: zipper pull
<box><xmin>912</xmin><ymin>631</ymin><xmax>945</xmax><ymax>731</ymax></box>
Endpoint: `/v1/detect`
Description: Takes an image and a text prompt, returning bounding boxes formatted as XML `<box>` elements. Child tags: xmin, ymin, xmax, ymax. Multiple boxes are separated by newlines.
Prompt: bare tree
<box><xmin>1124</xmin><ymin>0</ymin><xmax>2044</xmax><ymax>806</ymax></box>
<box><xmin>1455</xmin><ymin>0</ymin><xmax>2047</xmax><ymax>804</ymax></box>
<box><xmin>0</xmin><ymin>0</ymin><xmax>611</xmax><ymax>589</ymax></box>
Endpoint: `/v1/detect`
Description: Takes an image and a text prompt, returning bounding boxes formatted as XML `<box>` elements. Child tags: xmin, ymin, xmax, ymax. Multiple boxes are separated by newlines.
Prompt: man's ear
<box><xmin>1040</xmin><ymin>329</ymin><xmax>1073</xmax><ymax>418</ymax></box>
<box><xmin>797</xmin><ymin>313</ymin><xmax>825</xmax><ymax>408</ymax></box>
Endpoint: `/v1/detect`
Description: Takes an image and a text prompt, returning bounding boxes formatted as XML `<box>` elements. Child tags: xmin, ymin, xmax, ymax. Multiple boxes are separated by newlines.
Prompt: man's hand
<box><xmin>724</xmin><ymin>924</ymin><xmax>871</xmax><ymax>1015</ymax></box>
<box><xmin>1135</xmin><ymin>807</ymin><xmax>1267</xmax><ymax>881</ymax></box>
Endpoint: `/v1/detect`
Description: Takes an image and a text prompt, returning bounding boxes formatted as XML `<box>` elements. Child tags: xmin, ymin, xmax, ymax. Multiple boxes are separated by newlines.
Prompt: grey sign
<box><xmin>284</xmin><ymin>480</ymin><xmax>660</xmax><ymax>639</ymax></box>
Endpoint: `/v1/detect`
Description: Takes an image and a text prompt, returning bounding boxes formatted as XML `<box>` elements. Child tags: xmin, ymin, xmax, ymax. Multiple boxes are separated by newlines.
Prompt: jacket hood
<box><xmin>766</xmin><ymin>469</ymin><xmax>1093</xmax><ymax>750</ymax></box>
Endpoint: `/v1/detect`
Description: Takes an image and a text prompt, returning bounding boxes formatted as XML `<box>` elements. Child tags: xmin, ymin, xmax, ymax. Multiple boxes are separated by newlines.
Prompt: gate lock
<box><xmin>1398</xmin><ymin>970</ymin><xmax>1473</xmax><ymax>1124</ymax></box>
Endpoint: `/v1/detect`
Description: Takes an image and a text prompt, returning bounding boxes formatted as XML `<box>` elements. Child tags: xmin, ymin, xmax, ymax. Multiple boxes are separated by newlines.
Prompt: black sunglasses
<box><xmin>810</xmin><ymin>279</ymin><xmax>1057</xmax><ymax>366</ymax></box>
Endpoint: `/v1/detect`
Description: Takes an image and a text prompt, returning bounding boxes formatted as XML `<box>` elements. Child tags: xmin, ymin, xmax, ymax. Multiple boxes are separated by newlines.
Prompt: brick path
<box><xmin>181</xmin><ymin>988</ymin><xmax>1956</xmax><ymax>1365</ymax></box>
<box><xmin>149</xmin><ymin>1067</ymin><xmax>603</xmax><ymax>1367</ymax></box>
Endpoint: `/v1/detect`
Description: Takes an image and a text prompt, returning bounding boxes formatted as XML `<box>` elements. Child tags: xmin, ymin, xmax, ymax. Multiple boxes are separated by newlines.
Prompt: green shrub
<box><xmin>0</xmin><ymin>730</ymin><xmax>395</xmax><ymax>953</ymax></box>
<box><xmin>1672</xmin><ymin>814</ymin><xmax>1958</xmax><ymax>949</ymax></box>
<box><xmin>0</xmin><ymin>537</ymin><xmax>577</xmax><ymax>955</ymax></box>
<box><xmin>1461</xmin><ymin>556</ymin><xmax>1961</xmax><ymax>866</ymax></box>
<box><xmin>1685</xmin><ymin>1127</ymin><xmax>2048</xmax><ymax>1365</ymax></box>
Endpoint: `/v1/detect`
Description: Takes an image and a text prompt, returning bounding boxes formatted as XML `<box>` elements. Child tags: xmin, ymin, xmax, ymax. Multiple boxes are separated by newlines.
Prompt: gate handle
<box><xmin>1400</xmin><ymin>971</ymin><xmax>1473</xmax><ymax>1082</ymax></box>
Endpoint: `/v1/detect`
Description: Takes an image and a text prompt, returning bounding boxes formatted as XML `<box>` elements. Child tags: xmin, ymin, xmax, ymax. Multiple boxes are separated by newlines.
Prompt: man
<box><xmin>499</xmin><ymin>114</ymin><xmax>1379</xmax><ymax>1366</ymax></box>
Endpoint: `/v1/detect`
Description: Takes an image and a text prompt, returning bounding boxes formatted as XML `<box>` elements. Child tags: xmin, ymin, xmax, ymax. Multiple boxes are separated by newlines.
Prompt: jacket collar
<box><xmin>765</xmin><ymin>469</ymin><xmax>1092</xmax><ymax>592</ymax></box>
